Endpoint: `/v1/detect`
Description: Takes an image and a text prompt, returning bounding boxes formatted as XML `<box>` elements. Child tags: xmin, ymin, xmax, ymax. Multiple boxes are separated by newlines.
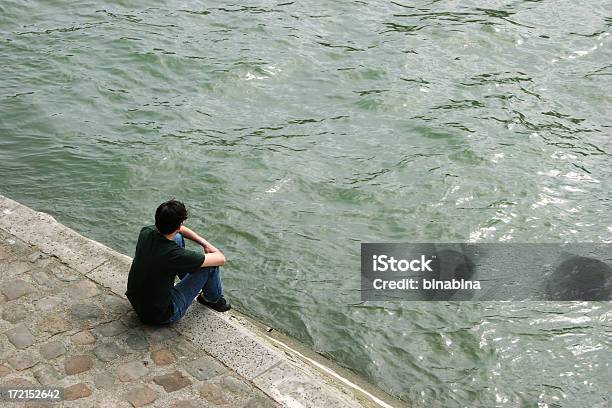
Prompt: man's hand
<box><xmin>202</xmin><ymin>242</ymin><xmax>219</xmax><ymax>254</ymax></box>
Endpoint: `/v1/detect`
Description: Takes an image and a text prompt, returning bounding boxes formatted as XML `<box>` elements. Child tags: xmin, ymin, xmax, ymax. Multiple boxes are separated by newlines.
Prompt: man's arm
<box><xmin>202</xmin><ymin>252</ymin><xmax>225</xmax><ymax>267</ymax></box>
<box><xmin>179</xmin><ymin>225</ymin><xmax>219</xmax><ymax>253</ymax></box>
<box><xmin>179</xmin><ymin>225</ymin><xmax>226</xmax><ymax>267</ymax></box>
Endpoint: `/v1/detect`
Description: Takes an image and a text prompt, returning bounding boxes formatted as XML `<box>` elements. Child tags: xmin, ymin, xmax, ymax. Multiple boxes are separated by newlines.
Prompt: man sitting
<box><xmin>126</xmin><ymin>199</ymin><xmax>230</xmax><ymax>325</ymax></box>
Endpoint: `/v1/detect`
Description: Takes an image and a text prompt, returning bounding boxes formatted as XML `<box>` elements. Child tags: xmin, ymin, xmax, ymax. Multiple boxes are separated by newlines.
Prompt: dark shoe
<box><xmin>196</xmin><ymin>294</ymin><xmax>231</xmax><ymax>312</ymax></box>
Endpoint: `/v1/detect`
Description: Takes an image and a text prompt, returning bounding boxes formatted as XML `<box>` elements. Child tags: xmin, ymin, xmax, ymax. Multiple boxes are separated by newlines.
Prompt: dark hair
<box><xmin>155</xmin><ymin>200</ymin><xmax>188</xmax><ymax>234</ymax></box>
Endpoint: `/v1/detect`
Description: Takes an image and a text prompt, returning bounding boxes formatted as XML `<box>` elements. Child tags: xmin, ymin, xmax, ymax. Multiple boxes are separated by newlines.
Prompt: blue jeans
<box><xmin>161</xmin><ymin>233</ymin><xmax>223</xmax><ymax>324</ymax></box>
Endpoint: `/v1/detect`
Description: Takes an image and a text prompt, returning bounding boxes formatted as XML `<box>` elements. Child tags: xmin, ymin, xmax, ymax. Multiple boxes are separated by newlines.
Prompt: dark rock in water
<box><xmin>425</xmin><ymin>249</ymin><xmax>475</xmax><ymax>300</ymax></box>
<box><xmin>546</xmin><ymin>256</ymin><xmax>612</xmax><ymax>301</ymax></box>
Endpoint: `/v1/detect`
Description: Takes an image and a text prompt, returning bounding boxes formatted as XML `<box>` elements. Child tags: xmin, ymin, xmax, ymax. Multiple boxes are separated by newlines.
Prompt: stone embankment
<box><xmin>0</xmin><ymin>194</ymin><xmax>400</xmax><ymax>408</ymax></box>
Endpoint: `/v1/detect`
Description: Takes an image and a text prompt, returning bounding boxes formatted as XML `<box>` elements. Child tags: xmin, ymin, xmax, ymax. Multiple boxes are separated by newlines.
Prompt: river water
<box><xmin>1</xmin><ymin>1</ymin><xmax>611</xmax><ymax>406</ymax></box>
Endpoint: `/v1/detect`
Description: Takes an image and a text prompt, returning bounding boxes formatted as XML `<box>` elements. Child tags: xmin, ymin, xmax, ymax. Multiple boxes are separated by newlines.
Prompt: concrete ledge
<box><xmin>0</xmin><ymin>194</ymin><xmax>401</xmax><ymax>408</ymax></box>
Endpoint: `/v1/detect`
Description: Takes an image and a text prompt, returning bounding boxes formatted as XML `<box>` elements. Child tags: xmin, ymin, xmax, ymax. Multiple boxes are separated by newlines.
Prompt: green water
<box><xmin>1</xmin><ymin>0</ymin><xmax>611</xmax><ymax>406</ymax></box>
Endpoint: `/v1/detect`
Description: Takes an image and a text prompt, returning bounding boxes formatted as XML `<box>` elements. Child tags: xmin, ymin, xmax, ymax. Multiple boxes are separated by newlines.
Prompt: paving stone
<box><xmin>33</xmin><ymin>364</ymin><xmax>65</xmax><ymax>385</ymax></box>
<box><xmin>1</xmin><ymin>234</ymin><xmax>28</xmax><ymax>250</ymax></box>
<box><xmin>103</xmin><ymin>295</ymin><xmax>131</xmax><ymax>315</ymax></box>
<box><xmin>153</xmin><ymin>370</ymin><xmax>192</xmax><ymax>393</ymax></box>
<box><xmin>1</xmin><ymin>279</ymin><xmax>36</xmax><ymax>300</ymax></box>
<box><xmin>145</xmin><ymin>326</ymin><xmax>177</xmax><ymax>343</ymax></box>
<box><xmin>151</xmin><ymin>349</ymin><xmax>176</xmax><ymax>366</ymax></box>
<box><xmin>199</xmin><ymin>376</ymin><xmax>257</xmax><ymax>406</ymax></box>
<box><xmin>40</xmin><ymin>340</ymin><xmax>66</xmax><ymax>359</ymax></box>
<box><xmin>171</xmin><ymin>401</ymin><xmax>206</xmax><ymax>408</ymax></box>
<box><xmin>222</xmin><ymin>374</ymin><xmax>253</xmax><ymax>395</ymax></box>
<box><xmin>38</xmin><ymin>314</ymin><xmax>71</xmax><ymax>334</ymax></box>
<box><xmin>0</xmin><ymin>363</ymin><xmax>10</xmax><ymax>377</ymax></box>
<box><xmin>2</xmin><ymin>376</ymin><xmax>37</xmax><ymax>388</ymax></box>
<box><xmin>50</xmin><ymin>265</ymin><xmax>78</xmax><ymax>282</ymax></box>
<box><xmin>5</xmin><ymin>261</ymin><xmax>31</xmax><ymax>277</ymax></box>
<box><xmin>185</xmin><ymin>355</ymin><xmax>226</xmax><ymax>381</ymax></box>
<box><xmin>117</xmin><ymin>361</ymin><xmax>149</xmax><ymax>382</ymax></box>
<box><xmin>34</xmin><ymin>259</ymin><xmax>54</xmax><ymax>272</ymax></box>
<box><xmin>243</xmin><ymin>395</ymin><xmax>277</xmax><ymax>408</ymax></box>
<box><xmin>1</xmin><ymin>303</ymin><xmax>29</xmax><ymax>323</ymax></box>
<box><xmin>7</xmin><ymin>351</ymin><xmax>40</xmax><ymax>370</ymax></box>
<box><xmin>34</xmin><ymin>296</ymin><xmax>63</xmax><ymax>312</ymax></box>
<box><xmin>71</xmin><ymin>330</ymin><xmax>96</xmax><ymax>345</ymax></box>
<box><xmin>121</xmin><ymin>311</ymin><xmax>142</xmax><ymax>328</ymax></box>
<box><xmin>64</xmin><ymin>382</ymin><xmax>91</xmax><ymax>401</ymax></box>
<box><xmin>28</xmin><ymin>251</ymin><xmax>45</xmax><ymax>263</ymax></box>
<box><xmin>94</xmin><ymin>320</ymin><xmax>127</xmax><ymax>337</ymax></box>
<box><xmin>66</xmin><ymin>280</ymin><xmax>99</xmax><ymax>299</ymax></box>
<box><xmin>31</xmin><ymin>271</ymin><xmax>58</xmax><ymax>289</ymax></box>
<box><xmin>0</xmin><ymin>263</ymin><xmax>8</xmax><ymax>283</ymax></box>
<box><xmin>24</xmin><ymin>402</ymin><xmax>56</xmax><ymax>408</ymax></box>
<box><xmin>124</xmin><ymin>385</ymin><xmax>158</xmax><ymax>407</ymax></box>
<box><xmin>126</xmin><ymin>331</ymin><xmax>149</xmax><ymax>351</ymax></box>
<box><xmin>94</xmin><ymin>371</ymin><xmax>116</xmax><ymax>389</ymax></box>
<box><xmin>93</xmin><ymin>341</ymin><xmax>126</xmax><ymax>362</ymax></box>
<box><xmin>70</xmin><ymin>302</ymin><xmax>103</xmax><ymax>321</ymax></box>
<box><xmin>64</xmin><ymin>355</ymin><xmax>94</xmax><ymax>375</ymax></box>
<box><xmin>173</xmin><ymin>338</ymin><xmax>198</xmax><ymax>357</ymax></box>
<box><xmin>5</xmin><ymin>324</ymin><xmax>35</xmax><ymax>349</ymax></box>
<box><xmin>199</xmin><ymin>382</ymin><xmax>227</xmax><ymax>405</ymax></box>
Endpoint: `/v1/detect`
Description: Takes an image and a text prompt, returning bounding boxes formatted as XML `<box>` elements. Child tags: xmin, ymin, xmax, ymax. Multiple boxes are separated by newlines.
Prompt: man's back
<box><xmin>126</xmin><ymin>225</ymin><xmax>205</xmax><ymax>324</ymax></box>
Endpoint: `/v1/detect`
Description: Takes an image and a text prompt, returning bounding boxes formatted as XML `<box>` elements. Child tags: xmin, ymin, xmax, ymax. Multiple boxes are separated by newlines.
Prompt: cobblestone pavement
<box><xmin>0</xmin><ymin>227</ymin><xmax>279</xmax><ymax>407</ymax></box>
